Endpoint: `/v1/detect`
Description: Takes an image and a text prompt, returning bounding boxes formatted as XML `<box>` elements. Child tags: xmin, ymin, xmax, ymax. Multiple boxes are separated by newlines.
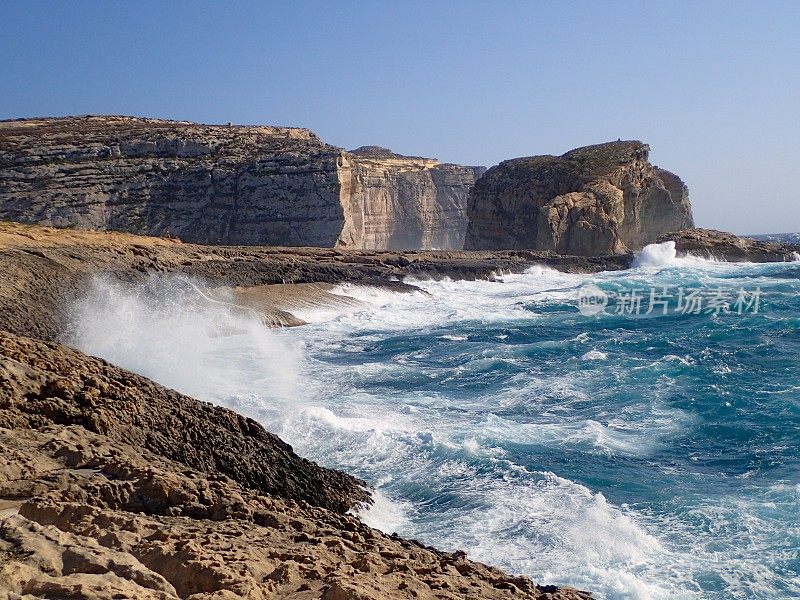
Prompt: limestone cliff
<box><xmin>463</xmin><ymin>141</ymin><xmax>694</xmax><ymax>254</ymax></box>
<box><xmin>340</xmin><ymin>147</ymin><xmax>486</xmax><ymax>250</ymax></box>
<box><xmin>0</xmin><ymin>116</ymin><xmax>483</xmax><ymax>250</ymax></box>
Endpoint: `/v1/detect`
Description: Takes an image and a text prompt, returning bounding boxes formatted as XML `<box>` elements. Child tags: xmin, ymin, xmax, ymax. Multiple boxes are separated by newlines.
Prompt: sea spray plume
<box><xmin>632</xmin><ymin>241</ymin><xmax>678</xmax><ymax>268</ymax></box>
<box><xmin>176</xmin><ymin>275</ymin><xmax>265</xmax><ymax>322</ymax></box>
<box><xmin>632</xmin><ymin>241</ymin><xmax>719</xmax><ymax>269</ymax></box>
<box><xmin>63</xmin><ymin>274</ymin><xmax>301</xmax><ymax>405</ymax></box>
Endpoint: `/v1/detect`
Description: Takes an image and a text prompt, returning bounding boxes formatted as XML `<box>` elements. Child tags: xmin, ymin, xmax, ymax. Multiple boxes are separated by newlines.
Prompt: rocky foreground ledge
<box><xmin>0</xmin><ymin>221</ymin><xmax>600</xmax><ymax>598</ymax></box>
<box><xmin>0</xmin><ymin>331</ymin><xmax>589</xmax><ymax>600</ymax></box>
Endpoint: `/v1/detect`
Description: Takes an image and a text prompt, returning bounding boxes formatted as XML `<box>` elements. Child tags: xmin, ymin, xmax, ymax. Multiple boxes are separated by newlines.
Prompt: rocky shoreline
<box><xmin>0</xmin><ymin>222</ymin><xmax>612</xmax><ymax>599</ymax></box>
<box><xmin>3</xmin><ymin>221</ymin><xmax>798</xmax><ymax>599</ymax></box>
<box><xmin>0</xmin><ymin>331</ymin><xmax>589</xmax><ymax>600</ymax></box>
<box><xmin>0</xmin><ymin>221</ymin><xmax>629</xmax><ymax>343</ymax></box>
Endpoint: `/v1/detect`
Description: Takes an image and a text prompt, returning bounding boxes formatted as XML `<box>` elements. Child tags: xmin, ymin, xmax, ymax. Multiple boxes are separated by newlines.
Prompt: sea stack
<box><xmin>463</xmin><ymin>141</ymin><xmax>694</xmax><ymax>254</ymax></box>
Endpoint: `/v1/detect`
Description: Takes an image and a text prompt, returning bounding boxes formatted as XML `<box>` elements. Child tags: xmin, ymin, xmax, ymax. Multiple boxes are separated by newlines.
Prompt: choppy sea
<box><xmin>66</xmin><ymin>242</ymin><xmax>800</xmax><ymax>599</ymax></box>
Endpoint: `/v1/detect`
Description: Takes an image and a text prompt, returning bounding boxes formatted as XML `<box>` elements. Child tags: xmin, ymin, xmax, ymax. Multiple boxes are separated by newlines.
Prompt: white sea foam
<box><xmin>314</xmin><ymin>269</ymin><xmax>589</xmax><ymax>331</ymax></box>
<box><xmin>62</xmin><ymin>266</ymin><xmax>796</xmax><ymax>600</ymax></box>
<box><xmin>428</xmin><ymin>470</ymin><xmax>689</xmax><ymax>600</ymax></box>
<box><xmin>64</xmin><ymin>275</ymin><xmax>301</xmax><ymax>403</ymax></box>
<box><xmin>357</xmin><ymin>486</ymin><xmax>413</xmax><ymax>533</ymax></box>
<box><xmin>633</xmin><ymin>241</ymin><xmax>678</xmax><ymax>268</ymax></box>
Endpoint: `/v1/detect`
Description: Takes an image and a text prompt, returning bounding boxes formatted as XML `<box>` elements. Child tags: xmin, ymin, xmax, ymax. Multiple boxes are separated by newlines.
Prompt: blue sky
<box><xmin>2</xmin><ymin>1</ymin><xmax>798</xmax><ymax>233</ymax></box>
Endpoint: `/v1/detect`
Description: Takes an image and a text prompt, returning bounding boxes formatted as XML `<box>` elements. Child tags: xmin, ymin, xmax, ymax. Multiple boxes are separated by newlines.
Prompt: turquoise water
<box><xmin>69</xmin><ymin>248</ymin><xmax>800</xmax><ymax>599</ymax></box>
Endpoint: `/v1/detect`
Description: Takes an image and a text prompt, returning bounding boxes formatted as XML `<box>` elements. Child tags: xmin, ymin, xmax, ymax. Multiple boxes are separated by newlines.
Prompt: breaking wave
<box><xmin>64</xmin><ymin>259</ymin><xmax>800</xmax><ymax>599</ymax></box>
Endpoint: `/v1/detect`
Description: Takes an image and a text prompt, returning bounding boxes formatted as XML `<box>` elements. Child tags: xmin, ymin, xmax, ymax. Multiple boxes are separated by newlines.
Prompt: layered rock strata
<box><xmin>0</xmin><ymin>117</ymin><xmax>483</xmax><ymax>250</ymax></box>
<box><xmin>342</xmin><ymin>147</ymin><xmax>485</xmax><ymax>249</ymax></box>
<box><xmin>464</xmin><ymin>141</ymin><xmax>694</xmax><ymax>254</ymax></box>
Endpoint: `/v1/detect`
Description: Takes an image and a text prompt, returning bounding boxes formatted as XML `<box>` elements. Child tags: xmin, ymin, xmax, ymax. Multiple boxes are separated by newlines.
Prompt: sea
<box><xmin>65</xmin><ymin>241</ymin><xmax>800</xmax><ymax>600</ymax></box>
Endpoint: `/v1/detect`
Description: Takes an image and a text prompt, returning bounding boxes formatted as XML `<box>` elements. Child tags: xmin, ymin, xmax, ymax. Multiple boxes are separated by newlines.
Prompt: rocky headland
<box><xmin>0</xmin><ymin>116</ymin><xmax>483</xmax><ymax>251</ymax></box>
<box><xmin>0</xmin><ymin>119</ymin><xmax>709</xmax><ymax>259</ymax></box>
<box><xmin>463</xmin><ymin>141</ymin><xmax>694</xmax><ymax>254</ymax></box>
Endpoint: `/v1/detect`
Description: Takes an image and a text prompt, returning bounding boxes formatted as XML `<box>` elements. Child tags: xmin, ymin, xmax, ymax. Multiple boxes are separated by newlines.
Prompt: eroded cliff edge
<box><xmin>464</xmin><ymin>141</ymin><xmax>694</xmax><ymax>254</ymax></box>
<box><xmin>0</xmin><ymin>116</ymin><xmax>483</xmax><ymax>250</ymax></box>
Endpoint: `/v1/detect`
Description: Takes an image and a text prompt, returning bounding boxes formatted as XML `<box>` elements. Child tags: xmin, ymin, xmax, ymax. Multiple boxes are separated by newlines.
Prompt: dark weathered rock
<box><xmin>0</xmin><ymin>116</ymin><xmax>483</xmax><ymax>250</ymax></box>
<box><xmin>657</xmin><ymin>228</ymin><xmax>800</xmax><ymax>262</ymax></box>
<box><xmin>0</xmin><ymin>423</ymin><xmax>591</xmax><ymax>599</ymax></box>
<box><xmin>0</xmin><ymin>330</ymin><xmax>369</xmax><ymax>514</ymax></box>
<box><xmin>464</xmin><ymin>141</ymin><xmax>694</xmax><ymax>254</ymax></box>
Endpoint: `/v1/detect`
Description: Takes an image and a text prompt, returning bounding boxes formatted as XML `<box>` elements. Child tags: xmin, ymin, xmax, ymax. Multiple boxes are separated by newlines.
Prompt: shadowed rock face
<box><xmin>463</xmin><ymin>141</ymin><xmax>694</xmax><ymax>254</ymax></box>
<box><xmin>0</xmin><ymin>116</ymin><xmax>483</xmax><ymax>250</ymax></box>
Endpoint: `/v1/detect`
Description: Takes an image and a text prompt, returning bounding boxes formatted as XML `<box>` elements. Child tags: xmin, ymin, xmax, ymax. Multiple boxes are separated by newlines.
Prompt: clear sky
<box><xmin>2</xmin><ymin>1</ymin><xmax>798</xmax><ymax>234</ymax></box>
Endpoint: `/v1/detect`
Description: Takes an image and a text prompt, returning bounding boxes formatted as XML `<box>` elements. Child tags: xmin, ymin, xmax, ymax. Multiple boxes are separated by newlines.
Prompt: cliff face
<box><xmin>463</xmin><ymin>141</ymin><xmax>694</xmax><ymax>254</ymax></box>
<box><xmin>0</xmin><ymin>116</ymin><xmax>347</xmax><ymax>246</ymax></box>
<box><xmin>0</xmin><ymin>116</ymin><xmax>482</xmax><ymax>250</ymax></box>
<box><xmin>341</xmin><ymin>147</ymin><xmax>486</xmax><ymax>250</ymax></box>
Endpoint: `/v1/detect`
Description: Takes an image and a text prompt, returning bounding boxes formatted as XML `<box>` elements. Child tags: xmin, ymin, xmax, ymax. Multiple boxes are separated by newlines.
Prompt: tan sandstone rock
<box><xmin>463</xmin><ymin>141</ymin><xmax>694</xmax><ymax>254</ymax></box>
<box><xmin>0</xmin><ymin>117</ymin><xmax>483</xmax><ymax>250</ymax></box>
